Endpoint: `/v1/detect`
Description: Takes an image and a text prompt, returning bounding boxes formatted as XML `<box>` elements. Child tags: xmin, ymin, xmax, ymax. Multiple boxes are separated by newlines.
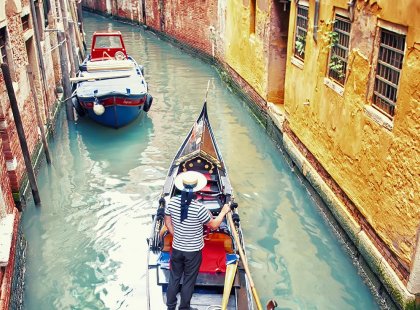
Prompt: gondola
<box><xmin>146</xmin><ymin>101</ymin><xmax>270</xmax><ymax>309</ymax></box>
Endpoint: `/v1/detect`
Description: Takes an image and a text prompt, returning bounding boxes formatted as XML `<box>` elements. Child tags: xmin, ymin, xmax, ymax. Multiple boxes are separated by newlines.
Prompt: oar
<box><xmin>70</xmin><ymin>72</ymin><xmax>131</xmax><ymax>82</ymax></box>
<box><xmin>221</xmin><ymin>261</ymin><xmax>238</xmax><ymax>309</ymax></box>
<box><xmin>226</xmin><ymin>211</ymin><xmax>264</xmax><ymax>310</ymax></box>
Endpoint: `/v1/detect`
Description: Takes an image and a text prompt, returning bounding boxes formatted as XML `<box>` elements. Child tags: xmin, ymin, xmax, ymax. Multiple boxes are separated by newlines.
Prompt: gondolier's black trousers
<box><xmin>167</xmin><ymin>248</ymin><xmax>202</xmax><ymax>310</ymax></box>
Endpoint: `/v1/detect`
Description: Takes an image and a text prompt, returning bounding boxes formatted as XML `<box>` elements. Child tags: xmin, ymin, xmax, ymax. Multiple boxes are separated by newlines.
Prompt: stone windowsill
<box><xmin>364</xmin><ymin>105</ymin><xmax>394</xmax><ymax>131</ymax></box>
<box><xmin>23</xmin><ymin>28</ymin><xmax>34</xmax><ymax>41</ymax></box>
<box><xmin>324</xmin><ymin>77</ymin><xmax>344</xmax><ymax>96</ymax></box>
<box><xmin>0</xmin><ymin>213</ymin><xmax>15</xmax><ymax>267</ymax></box>
<box><xmin>291</xmin><ymin>56</ymin><xmax>304</xmax><ymax>70</ymax></box>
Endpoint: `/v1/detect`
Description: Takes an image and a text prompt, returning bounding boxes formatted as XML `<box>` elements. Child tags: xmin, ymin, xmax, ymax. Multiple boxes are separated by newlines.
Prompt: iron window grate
<box><xmin>294</xmin><ymin>5</ymin><xmax>308</xmax><ymax>60</ymax></box>
<box><xmin>373</xmin><ymin>29</ymin><xmax>405</xmax><ymax>117</ymax></box>
<box><xmin>0</xmin><ymin>28</ymin><xmax>7</xmax><ymax>64</ymax></box>
<box><xmin>328</xmin><ymin>15</ymin><xmax>351</xmax><ymax>85</ymax></box>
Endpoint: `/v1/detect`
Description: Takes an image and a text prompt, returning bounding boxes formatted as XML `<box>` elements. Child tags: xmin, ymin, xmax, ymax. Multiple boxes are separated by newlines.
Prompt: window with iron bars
<box><xmin>328</xmin><ymin>15</ymin><xmax>351</xmax><ymax>85</ymax></box>
<box><xmin>373</xmin><ymin>29</ymin><xmax>405</xmax><ymax>118</ymax></box>
<box><xmin>22</xmin><ymin>15</ymin><xmax>30</xmax><ymax>32</ymax></box>
<box><xmin>0</xmin><ymin>28</ymin><xmax>7</xmax><ymax>64</ymax></box>
<box><xmin>294</xmin><ymin>5</ymin><xmax>308</xmax><ymax>60</ymax></box>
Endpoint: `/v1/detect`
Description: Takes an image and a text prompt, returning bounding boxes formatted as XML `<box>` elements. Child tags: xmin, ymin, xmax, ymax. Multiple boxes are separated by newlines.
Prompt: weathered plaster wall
<box><xmin>82</xmin><ymin>0</ymin><xmax>108</xmax><ymax>14</ymax></box>
<box><xmin>162</xmin><ymin>0</ymin><xmax>218</xmax><ymax>56</ymax></box>
<box><xmin>224</xmin><ymin>0</ymin><xmax>270</xmax><ymax>99</ymax></box>
<box><xmin>284</xmin><ymin>0</ymin><xmax>419</xmax><ymax>280</ymax></box>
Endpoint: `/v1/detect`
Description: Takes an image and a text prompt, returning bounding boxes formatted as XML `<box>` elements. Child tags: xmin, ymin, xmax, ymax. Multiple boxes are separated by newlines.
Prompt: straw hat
<box><xmin>174</xmin><ymin>171</ymin><xmax>207</xmax><ymax>192</ymax></box>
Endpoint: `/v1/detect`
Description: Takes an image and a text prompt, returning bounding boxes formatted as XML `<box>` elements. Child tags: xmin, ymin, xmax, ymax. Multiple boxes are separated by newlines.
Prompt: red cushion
<box><xmin>199</xmin><ymin>241</ymin><xmax>226</xmax><ymax>273</ymax></box>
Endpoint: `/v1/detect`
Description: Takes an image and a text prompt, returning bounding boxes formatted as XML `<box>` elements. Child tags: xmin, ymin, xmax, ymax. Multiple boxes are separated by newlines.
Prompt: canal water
<box><xmin>21</xmin><ymin>12</ymin><xmax>382</xmax><ymax>310</ymax></box>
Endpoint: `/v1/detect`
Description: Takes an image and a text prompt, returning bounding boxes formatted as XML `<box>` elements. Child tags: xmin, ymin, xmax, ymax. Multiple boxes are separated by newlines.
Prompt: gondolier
<box><xmin>164</xmin><ymin>171</ymin><xmax>230</xmax><ymax>310</ymax></box>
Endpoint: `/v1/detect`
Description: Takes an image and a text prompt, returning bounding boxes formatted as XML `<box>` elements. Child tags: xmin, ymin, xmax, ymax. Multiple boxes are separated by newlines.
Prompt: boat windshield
<box><xmin>94</xmin><ymin>36</ymin><xmax>123</xmax><ymax>49</ymax></box>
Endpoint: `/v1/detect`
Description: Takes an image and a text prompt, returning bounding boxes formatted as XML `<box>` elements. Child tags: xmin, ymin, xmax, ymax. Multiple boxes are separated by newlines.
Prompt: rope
<box><xmin>59</xmin><ymin>89</ymin><xmax>77</xmax><ymax>103</ymax></box>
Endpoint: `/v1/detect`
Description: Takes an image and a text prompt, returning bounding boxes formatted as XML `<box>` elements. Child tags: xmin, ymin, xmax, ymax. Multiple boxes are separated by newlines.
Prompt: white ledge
<box><xmin>364</xmin><ymin>105</ymin><xmax>394</xmax><ymax>131</ymax></box>
<box><xmin>6</xmin><ymin>157</ymin><xmax>17</xmax><ymax>171</ymax></box>
<box><xmin>324</xmin><ymin>77</ymin><xmax>344</xmax><ymax>96</ymax></box>
<box><xmin>291</xmin><ymin>56</ymin><xmax>304</xmax><ymax>69</ymax></box>
<box><xmin>0</xmin><ymin>213</ymin><xmax>15</xmax><ymax>267</ymax></box>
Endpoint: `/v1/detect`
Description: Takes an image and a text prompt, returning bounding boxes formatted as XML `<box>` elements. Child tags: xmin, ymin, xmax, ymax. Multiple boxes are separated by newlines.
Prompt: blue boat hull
<box><xmin>84</xmin><ymin>104</ymin><xmax>143</xmax><ymax>128</ymax></box>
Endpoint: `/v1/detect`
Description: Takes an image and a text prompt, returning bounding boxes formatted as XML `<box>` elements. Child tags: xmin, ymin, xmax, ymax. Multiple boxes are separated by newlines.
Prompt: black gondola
<box><xmin>146</xmin><ymin>102</ymin><xmax>257</xmax><ymax>309</ymax></box>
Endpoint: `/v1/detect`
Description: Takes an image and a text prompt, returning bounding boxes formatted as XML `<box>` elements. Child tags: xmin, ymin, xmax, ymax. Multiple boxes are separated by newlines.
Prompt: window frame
<box><xmin>327</xmin><ymin>14</ymin><xmax>351</xmax><ymax>86</ymax></box>
<box><xmin>0</xmin><ymin>27</ymin><xmax>8</xmax><ymax>65</ymax></box>
<box><xmin>293</xmin><ymin>3</ymin><xmax>309</xmax><ymax>61</ymax></box>
<box><xmin>370</xmin><ymin>21</ymin><xmax>407</xmax><ymax>119</ymax></box>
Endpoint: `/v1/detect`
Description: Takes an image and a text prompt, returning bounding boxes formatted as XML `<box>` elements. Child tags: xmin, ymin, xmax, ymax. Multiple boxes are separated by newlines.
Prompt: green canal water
<box><xmin>21</xmin><ymin>12</ymin><xmax>384</xmax><ymax>310</ymax></box>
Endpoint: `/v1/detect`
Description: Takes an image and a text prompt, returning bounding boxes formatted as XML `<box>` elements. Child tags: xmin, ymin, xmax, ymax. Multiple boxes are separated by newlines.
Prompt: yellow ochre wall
<box><xmin>224</xmin><ymin>0</ymin><xmax>270</xmax><ymax>99</ymax></box>
<box><xmin>285</xmin><ymin>0</ymin><xmax>419</xmax><ymax>268</ymax></box>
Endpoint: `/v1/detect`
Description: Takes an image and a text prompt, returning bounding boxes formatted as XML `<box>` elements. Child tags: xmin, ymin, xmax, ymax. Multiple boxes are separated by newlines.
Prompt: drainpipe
<box><xmin>29</xmin><ymin>0</ymin><xmax>51</xmax><ymax>122</ymax></box>
<box><xmin>1</xmin><ymin>63</ymin><xmax>41</xmax><ymax>206</ymax></box>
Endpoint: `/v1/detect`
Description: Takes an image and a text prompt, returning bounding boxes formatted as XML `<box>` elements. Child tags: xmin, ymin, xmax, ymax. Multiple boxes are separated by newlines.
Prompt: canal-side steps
<box><xmin>70</xmin><ymin>31</ymin><xmax>153</xmax><ymax>129</ymax></box>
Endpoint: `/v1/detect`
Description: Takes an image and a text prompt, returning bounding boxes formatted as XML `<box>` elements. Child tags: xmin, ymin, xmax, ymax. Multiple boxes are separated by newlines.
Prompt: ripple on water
<box><xmin>21</xmin><ymin>11</ymin><xmax>382</xmax><ymax>310</ymax></box>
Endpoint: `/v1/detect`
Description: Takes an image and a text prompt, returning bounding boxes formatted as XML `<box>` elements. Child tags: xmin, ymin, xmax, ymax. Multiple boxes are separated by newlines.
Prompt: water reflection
<box><xmin>21</xmin><ymin>11</ymin><xmax>381</xmax><ymax>310</ymax></box>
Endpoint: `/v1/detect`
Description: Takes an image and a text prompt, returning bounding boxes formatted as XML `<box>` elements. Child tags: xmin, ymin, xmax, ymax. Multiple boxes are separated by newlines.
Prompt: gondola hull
<box><xmin>146</xmin><ymin>102</ymin><xmax>254</xmax><ymax>309</ymax></box>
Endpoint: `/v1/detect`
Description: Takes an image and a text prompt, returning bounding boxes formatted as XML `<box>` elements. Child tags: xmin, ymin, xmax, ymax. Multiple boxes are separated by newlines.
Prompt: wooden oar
<box><xmin>226</xmin><ymin>211</ymin><xmax>264</xmax><ymax>310</ymax></box>
<box><xmin>221</xmin><ymin>261</ymin><xmax>238</xmax><ymax>310</ymax></box>
<box><xmin>70</xmin><ymin>72</ymin><xmax>131</xmax><ymax>82</ymax></box>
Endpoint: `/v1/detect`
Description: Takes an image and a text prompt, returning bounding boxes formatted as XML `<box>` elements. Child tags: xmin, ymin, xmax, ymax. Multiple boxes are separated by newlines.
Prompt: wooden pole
<box><xmin>54</xmin><ymin>0</ymin><xmax>74</xmax><ymax>120</ymax></box>
<box><xmin>1</xmin><ymin>63</ymin><xmax>41</xmax><ymax>206</ymax></box>
<box><xmin>76</xmin><ymin>0</ymin><xmax>87</xmax><ymax>51</ymax></box>
<box><xmin>57</xmin><ymin>28</ymin><xmax>74</xmax><ymax>120</ymax></box>
<box><xmin>29</xmin><ymin>0</ymin><xmax>51</xmax><ymax>121</ymax></box>
<box><xmin>59</xmin><ymin>0</ymin><xmax>76</xmax><ymax>77</ymax></box>
<box><xmin>227</xmin><ymin>211</ymin><xmax>263</xmax><ymax>310</ymax></box>
<box><xmin>26</xmin><ymin>66</ymin><xmax>52</xmax><ymax>164</ymax></box>
<box><xmin>69</xmin><ymin>0</ymin><xmax>86</xmax><ymax>60</ymax></box>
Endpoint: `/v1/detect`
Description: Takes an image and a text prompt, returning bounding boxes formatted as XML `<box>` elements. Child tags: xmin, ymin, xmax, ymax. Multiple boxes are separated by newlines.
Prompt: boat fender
<box><xmin>93</xmin><ymin>98</ymin><xmax>105</xmax><ymax>115</ymax></box>
<box><xmin>156</xmin><ymin>207</ymin><xmax>165</xmax><ymax>219</ymax></box>
<box><xmin>143</xmin><ymin>94</ymin><xmax>153</xmax><ymax>112</ymax></box>
<box><xmin>230</xmin><ymin>202</ymin><xmax>238</xmax><ymax>210</ymax></box>
<box><xmin>71</xmin><ymin>96</ymin><xmax>86</xmax><ymax>117</ymax></box>
<box><xmin>232</xmin><ymin>213</ymin><xmax>240</xmax><ymax>226</ymax></box>
<box><xmin>139</xmin><ymin>65</ymin><xmax>144</xmax><ymax>76</ymax></box>
<box><xmin>159</xmin><ymin>197</ymin><xmax>166</xmax><ymax>206</ymax></box>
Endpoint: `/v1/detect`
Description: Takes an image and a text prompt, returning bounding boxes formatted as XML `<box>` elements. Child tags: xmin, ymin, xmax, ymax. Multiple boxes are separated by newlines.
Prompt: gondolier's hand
<box><xmin>221</xmin><ymin>204</ymin><xmax>231</xmax><ymax>216</ymax></box>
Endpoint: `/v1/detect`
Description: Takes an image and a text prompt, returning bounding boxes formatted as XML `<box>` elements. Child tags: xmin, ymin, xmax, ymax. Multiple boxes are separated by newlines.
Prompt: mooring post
<box><xmin>59</xmin><ymin>0</ymin><xmax>76</xmax><ymax>78</ymax></box>
<box><xmin>29</xmin><ymin>0</ymin><xmax>51</xmax><ymax>122</ymax></box>
<box><xmin>1</xmin><ymin>63</ymin><xmax>41</xmax><ymax>206</ymax></box>
<box><xmin>26</xmin><ymin>65</ymin><xmax>52</xmax><ymax>165</ymax></box>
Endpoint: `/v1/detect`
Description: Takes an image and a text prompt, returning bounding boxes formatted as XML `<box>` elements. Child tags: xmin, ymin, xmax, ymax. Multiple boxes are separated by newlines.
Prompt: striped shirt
<box><xmin>165</xmin><ymin>196</ymin><xmax>211</xmax><ymax>252</ymax></box>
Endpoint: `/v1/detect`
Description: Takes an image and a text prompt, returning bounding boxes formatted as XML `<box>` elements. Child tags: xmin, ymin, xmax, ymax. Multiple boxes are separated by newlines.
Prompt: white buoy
<box><xmin>93</xmin><ymin>103</ymin><xmax>105</xmax><ymax>115</ymax></box>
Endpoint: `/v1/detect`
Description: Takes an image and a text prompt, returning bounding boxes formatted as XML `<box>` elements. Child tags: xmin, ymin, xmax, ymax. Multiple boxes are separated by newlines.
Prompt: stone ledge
<box><xmin>0</xmin><ymin>213</ymin><xmax>15</xmax><ymax>267</ymax></box>
<box><xmin>267</xmin><ymin>102</ymin><xmax>285</xmax><ymax>132</ymax></box>
<box><xmin>282</xmin><ymin>132</ymin><xmax>415</xmax><ymax>309</ymax></box>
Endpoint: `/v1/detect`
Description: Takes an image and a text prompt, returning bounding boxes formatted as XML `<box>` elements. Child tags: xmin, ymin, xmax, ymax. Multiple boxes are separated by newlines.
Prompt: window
<box><xmin>0</xmin><ymin>28</ymin><xmax>8</xmax><ymax>64</ymax></box>
<box><xmin>294</xmin><ymin>5</ymin><xmax>308</xmax><ymax>60</ymax></box>
<box><xmin>328</xmin><ymin>15</ymin><xmax>351</xmax><ymax>85</ymax></box>
<box><xmin>43</xmin><ymin>0</ymin><xmax>50</xmax><ymax>27</ymax></box>
<box><xmin>250</xmin><ymin>0</ymin><xmax>256</xmax><ymax>34</ymax></box>
<box><xmin>373</xmin><ymin>29</ymin><xmax>405</xmax><ymax>117</ymax></box>
<box><xmin>22</xmin><ymin>15</ymin><xmax>30</xmax><ymax>31</ymax></box>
